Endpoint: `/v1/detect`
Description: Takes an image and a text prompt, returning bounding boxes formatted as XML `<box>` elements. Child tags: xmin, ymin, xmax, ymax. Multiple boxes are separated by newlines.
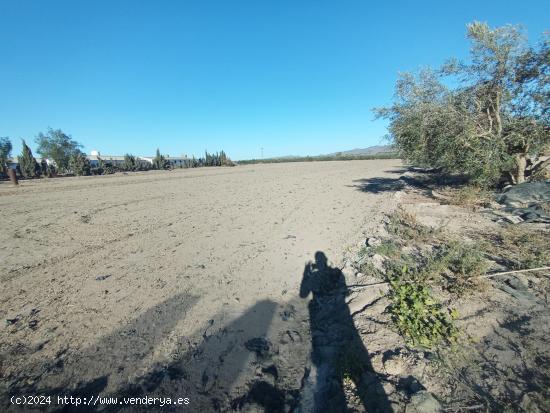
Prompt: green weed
<box><xmin>387</xmin><ymin>266</ymin><xmax>458</xmax><ymax>349</ymax></box>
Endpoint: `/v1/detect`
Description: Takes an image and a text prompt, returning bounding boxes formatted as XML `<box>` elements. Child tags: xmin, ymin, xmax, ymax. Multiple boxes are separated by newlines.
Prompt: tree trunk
<box><xmin>515</xmin><ymin>153</ymin><xmax>527</xmax><ymax>184</ymax></box>
<box><xmin>494</xmin><ymin>91</ymin><xmax>502</xmax><ymax>139</ymax></box>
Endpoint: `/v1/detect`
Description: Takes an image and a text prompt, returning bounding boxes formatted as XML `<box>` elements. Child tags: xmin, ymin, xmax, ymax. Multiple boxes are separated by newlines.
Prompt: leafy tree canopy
<box><xmin>35</xmin><ymin>128</ymin><xmax>83</xmax><ymax>172</ymax></box>
<box><xmin>0</xmin><ymin>137</ymin><xmax>12</xmax><ymax>170</ymax></box>
<box><xmin>375</xmin><ymin>22</ymin><xmax>549</xmax><ymax>186</ymax></box>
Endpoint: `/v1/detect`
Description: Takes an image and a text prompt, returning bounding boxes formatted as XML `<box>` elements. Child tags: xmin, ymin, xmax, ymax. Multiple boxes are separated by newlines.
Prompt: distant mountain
<box><xmin>237</xmin><ymin>145</ymin><xmax>397</xmax><ymax>163</ymax></box>
<box><xmin>327</xmin><ymin>145</ymin><xmax>395</xmax><ymax>156</ymax></box>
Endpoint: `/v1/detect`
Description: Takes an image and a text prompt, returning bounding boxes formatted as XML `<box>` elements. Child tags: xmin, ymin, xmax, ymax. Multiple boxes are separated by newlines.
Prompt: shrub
<box><xmin>19</xmin><ymin>139</ymin><xmax>40</xmax><ymax>178</ymax></box>
<box><xmin>123</xmin><ymin>154</ymin><xmax>137</xmax><ymax>171</ymax></box>
<box><xmin>387</xmin><ymin>266</ymin><xmax>458</xmax><ymax>349</ymax></box>
<box><xmin>431</xmin><ymin>241</ymin><xmax>489</xmax><ymax>295</ymax></box>
<box><xmin>69</xmin><ymin>152</ymin><xmax>91</xmax><ymax>176</ymax></box>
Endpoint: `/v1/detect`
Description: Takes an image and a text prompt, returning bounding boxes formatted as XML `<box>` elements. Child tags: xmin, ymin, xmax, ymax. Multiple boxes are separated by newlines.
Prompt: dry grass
<box><xmin>482</xmin><ymin>226</ymin><xmax>550</xmax><ymax>270</ymax></box>
<box><xmin>387</xmin><ymin>207</ymin><xmax>440</xmax><ymax>243</ymax></box>
<box><xmin>440</xmin><ymin>186</ymin><xmax>492</xmax><ymax>208</ymax></box>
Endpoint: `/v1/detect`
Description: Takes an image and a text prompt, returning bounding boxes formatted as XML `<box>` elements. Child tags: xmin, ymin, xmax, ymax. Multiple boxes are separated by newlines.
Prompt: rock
<box><xmin>371</xmin><ymin>254</ymin><xmax>386</xmax><ymax>272</ymax></box>
<box><xmin>503</xmin><ymin>215</ymin><xmax>524</xmax><ymax>224</ymax></box>
<box><xmin>342</xmin><ymin>262</ymin><xmax>356</xmax><ymax>278</ymax></box>
<box><xmin>369</xmin><ymin>354</ymin><xmax>384</xmax><ymax>372</ymax></box>
<box><xmin>366</xmin><ymin>237</ymin><xmax>382</xmax><ymax>247</ymax></box>
<box><xmin>506</xmin><ymin>276</ymin><xmax>525</xmax><ymax>290</ymax></box>
<box><xmin>520</xmin><ymin>392</ymin><xmax>542</xmax><ymax>413</ymax></box>
<box><xmin>405</xmin><ymin>391</ymin><xmax>441</xmax><ymax>413</ymax></box>
<box><xmin>383</xmin><ymin>355</ymin><xmax>405</xmax><ymax>376</ymax></box>
<box><xmin>355</xmin><ymin>272</ymin><xmax>364</xmax><ymax>278</ymax></box>
<box><xmin>430</xmin><ymin>190</ymin><xmax>452</xmax><ymax>201</ymax></box>
<box><xmin>498</xmin><ymin>284</ymin><xmax>530</xmax><ymax>300</ymax></box>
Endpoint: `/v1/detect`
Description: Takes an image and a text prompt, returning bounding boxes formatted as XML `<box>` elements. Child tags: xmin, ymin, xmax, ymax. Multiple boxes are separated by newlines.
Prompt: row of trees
<box><xmin>0</xmin><ymin>129</ymin><xmax>85</xmax><ymax>178</ymax></box>
<box><xmin>376</xmin><ymin>22</ymin><xmax>549</xmax><ymax>186</ymax></box>
<box><xmin>0</xmin><ymin>130</ymin><xmax>234</xmax><ymax>179</ymax></box>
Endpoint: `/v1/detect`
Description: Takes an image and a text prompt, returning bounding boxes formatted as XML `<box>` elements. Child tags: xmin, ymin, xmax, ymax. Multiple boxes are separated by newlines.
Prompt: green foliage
<box><xmin>387</xmin><ymin>266</ymin><xmax>458</xmax><ymax>349</ymax></box>
<box><xmin>123</xmin><ymin>154</ymin><xmax>137</xmax><ymax>171</ymax></box>
<box><xmin>101</xmin><ymin>160</ymin><xmax>117</xmax><ymax>174</ymax></box>
<box><xmin>425</xmin><ymin>241</ymin><xmax>489</xmax><ymax>295</ymax></box>
<box><xmin>200</xmin><ymin>150</ymin><xmax>234</xmax><ymax>167</ymax></box>
<box><xmin>0</xmin><ymin>136</ymin><xmax>12</xmax><ymax>173</ymax></box>
<box><xmin>153</xmin><ymin>148</ymin><xmax>168</xmax><ymax>170</ymax></box>
<box><xmin>39</xmin><ymin>159</ymin><xmax>48</xmax><ymax>177</ymax></box>
<box><xmin>19</xmin><ymin>139</ymin><xmax>40</xmax><ymax>178</ymax></box>
<box><xmin>371</xmin><ymin>240</ymin><xmax>401</xmax><ymax>258</ymax></box>
<box><xmin>35</xmin><ymin>128</ymin><xmax>83</xmax><ymax>172</ymax></box>
<box><xmin>381</xmin><ymin>208</ymin><xmax>489</xmax><ymax>297</ymax></box>
<box><xmin>440</xmin><ymin>241</ymin><xmax>488</xmax><ymax>278</ymax></box>
<box><xmin>375</xmin><ymin>23</ymin><xmax>549</xmax><ymax>187</ymax></box>
<box><xmin>69</xmin><ymin>152</ymin><xmax>91</xmax><ymax>176</ymax></box>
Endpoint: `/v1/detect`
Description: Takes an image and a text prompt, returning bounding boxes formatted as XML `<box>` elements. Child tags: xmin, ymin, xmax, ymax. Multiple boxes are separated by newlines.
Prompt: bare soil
<box><xmin>2</xmin><ymin>162</ymin><xmax>547</xmax><ymax>413</ymax></box>
<box><xmin>0</xmin><ymin>160</ymin><xmax>403</xmax><ymax>412</ymax></box>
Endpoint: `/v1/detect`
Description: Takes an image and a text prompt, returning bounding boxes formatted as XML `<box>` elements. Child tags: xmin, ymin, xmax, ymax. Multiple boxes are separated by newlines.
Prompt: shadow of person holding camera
<box><xmin>299</xmin><ymin>251</ymin><xmax>392</xmax><ymax>412</ymax></box>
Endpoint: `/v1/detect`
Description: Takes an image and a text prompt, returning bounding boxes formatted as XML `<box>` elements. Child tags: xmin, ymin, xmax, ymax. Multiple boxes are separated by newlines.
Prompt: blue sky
<box><xmin>1</xmin><ymin>1</ymin><xmax>548</xmax><ymax>160</ymax></box>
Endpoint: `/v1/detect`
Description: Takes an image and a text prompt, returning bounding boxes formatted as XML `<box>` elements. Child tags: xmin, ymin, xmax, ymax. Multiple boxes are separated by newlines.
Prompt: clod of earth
<box><xmin>245</xmin><ymin>337</ymin><xmax>272</xmax><ymax>358</ymax></box>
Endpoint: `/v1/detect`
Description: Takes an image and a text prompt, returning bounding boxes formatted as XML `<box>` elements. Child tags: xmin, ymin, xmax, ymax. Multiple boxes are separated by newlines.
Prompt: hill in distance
<box><xmin>237</xmin><ymin>145</ymin><xmax>397</xmax><ymax>164</ymax></box>
<box><xmin>326</xmin><ymin>145</ymin><xmax>394</xmax><ymax>157</ymax></box>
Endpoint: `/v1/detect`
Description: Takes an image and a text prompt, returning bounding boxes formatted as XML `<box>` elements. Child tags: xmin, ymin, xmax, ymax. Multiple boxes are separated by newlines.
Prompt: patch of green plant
<box><xmin>442</xmin><ymin>241</ymin><xmax>487</xmax><ymax>276</ymax></box>
<box><xmin>423</xmin><ymin>241</ymin><xmax>488</xmax><ymax>295</ymax></box>
<box><xmin>387</xmin><ymin>266</ymin><xmax>458</xmax><ymax>349</ymax></box>
<box><xmin>359</xmin><ymin>261</ymin><xmax>383</xmax><ymax>278</ymax></box>
<box><xmin>372</xmin><ymin>240</ymin><xmax>401</xmax><ymax>258</ymax></box>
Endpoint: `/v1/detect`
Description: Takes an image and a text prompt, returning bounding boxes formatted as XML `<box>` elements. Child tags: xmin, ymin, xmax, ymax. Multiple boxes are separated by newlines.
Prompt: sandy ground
<box><xmin>0</xmin><ymin>160</ymin><xmax>403</xmax><ymax>411</ymax></box>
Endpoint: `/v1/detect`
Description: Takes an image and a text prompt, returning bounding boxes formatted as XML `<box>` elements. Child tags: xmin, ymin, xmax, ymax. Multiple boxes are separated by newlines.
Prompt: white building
<box><xmin>87</xmin><ymin>151</ymin><xmax>190</xmax><ymax>168</ymax></box>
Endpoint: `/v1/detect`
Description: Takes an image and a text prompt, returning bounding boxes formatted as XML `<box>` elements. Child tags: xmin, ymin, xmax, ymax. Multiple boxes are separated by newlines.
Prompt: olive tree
<box><xmin>376</xmin><ymin>22</ymin><xmax>549</xmax><ymax>186</ymax></box>
<box><xmin>19</xmin><ymin>139</ymin><xmax>40</xmax><ymax>178</ymax></box>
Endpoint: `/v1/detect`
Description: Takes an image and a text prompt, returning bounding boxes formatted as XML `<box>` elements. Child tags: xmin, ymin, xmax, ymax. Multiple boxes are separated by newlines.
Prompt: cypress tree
<box><xmin>153</xmin><ymin>148</ymin><xmax>166</xmax><ymax>169</ymax></box>
<box><xmin>69</xmin><ymin>152</ymin><xmax>91</xmax><ymax>176</ymax></box>
<box><xmin>123</xmin><ymin>154</ymin><xmax>136</xmax><ymax>171</ymax></box>
<box><xmin>19</xmin><ymin>139</ymin><xmax>39</xmax><ymax>178</ymax></box>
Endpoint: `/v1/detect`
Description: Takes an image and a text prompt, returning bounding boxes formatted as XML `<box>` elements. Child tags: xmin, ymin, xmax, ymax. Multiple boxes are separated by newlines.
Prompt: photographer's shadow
<box><xmin>300</xmin><ymin>252</ymin><xmax>392</xmax><ymax>413</ymax></box>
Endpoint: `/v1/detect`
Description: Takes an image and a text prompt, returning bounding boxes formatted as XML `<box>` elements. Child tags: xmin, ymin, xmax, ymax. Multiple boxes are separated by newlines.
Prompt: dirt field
<box><xmin>0</xmin><ymin>160</ymin><xmax>404</xmax><ymax>411</ymax></box>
